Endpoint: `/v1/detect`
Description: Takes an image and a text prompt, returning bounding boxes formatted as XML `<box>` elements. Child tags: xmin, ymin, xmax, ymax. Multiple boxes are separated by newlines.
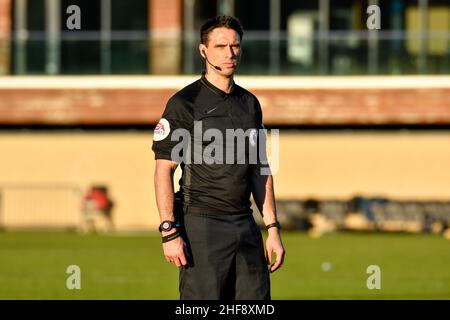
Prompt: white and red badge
<box><xmin>153</xmin><ymin>118</ymin><xmax>171</xmax><ymax>141</ymax></box>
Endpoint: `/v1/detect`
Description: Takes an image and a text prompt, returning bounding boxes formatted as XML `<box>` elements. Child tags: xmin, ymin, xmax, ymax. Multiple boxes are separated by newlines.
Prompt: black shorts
<box><xmin>178</xmin><ymin>209</ymin><xmax>271</xmax><ymax>300</ymax></box>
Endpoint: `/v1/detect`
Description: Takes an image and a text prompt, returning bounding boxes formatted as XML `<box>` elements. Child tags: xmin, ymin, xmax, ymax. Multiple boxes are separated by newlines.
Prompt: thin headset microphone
<box><xmin>202</xmin><ymin>50</ymin><xmax>222</xmax><ymax>71</ymax></box>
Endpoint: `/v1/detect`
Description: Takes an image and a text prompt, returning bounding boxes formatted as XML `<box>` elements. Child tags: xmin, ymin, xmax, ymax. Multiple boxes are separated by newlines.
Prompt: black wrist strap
<box><xmin>162</xmin><ymin>231</ymin><xmax>180</xmax><ymax>243</ymax></box>
<box><xmin>265</xmin><ymin>221</ymin><xmax>281</xmax><ymax>230</ymax></box>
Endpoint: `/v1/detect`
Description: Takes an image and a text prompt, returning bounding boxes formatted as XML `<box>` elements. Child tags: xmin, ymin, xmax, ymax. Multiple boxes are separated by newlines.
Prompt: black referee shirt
<box><xmin>152</xmin><ymin>75</ymin><xmax>265</xmax><ymax>214</ymax></box>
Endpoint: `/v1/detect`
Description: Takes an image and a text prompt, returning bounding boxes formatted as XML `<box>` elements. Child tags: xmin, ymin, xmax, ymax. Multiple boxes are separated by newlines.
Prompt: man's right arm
<box><xmin>154</xmin><ymin>159</ymin><xmax>188</xmax><ymax>267</ymax></box>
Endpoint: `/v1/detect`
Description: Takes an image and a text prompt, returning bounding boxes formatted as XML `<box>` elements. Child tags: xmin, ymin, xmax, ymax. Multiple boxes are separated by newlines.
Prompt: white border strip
<box><xmin>0</xmin><ymin>76</ymin><xmax>449</xmax><ymax>89</ymax></box>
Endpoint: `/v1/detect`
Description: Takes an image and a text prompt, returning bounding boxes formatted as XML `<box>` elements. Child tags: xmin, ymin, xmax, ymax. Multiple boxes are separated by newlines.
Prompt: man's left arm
<box><xmin>251</xmin><ymin>167</ymin><xmax>285</xmax><ymax>273</ymax></box>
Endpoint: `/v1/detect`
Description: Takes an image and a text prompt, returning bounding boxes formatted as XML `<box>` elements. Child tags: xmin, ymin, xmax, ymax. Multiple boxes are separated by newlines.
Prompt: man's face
<box><xmin>199</xmin><ymin>27</ymin><xmax>241</xmax><ymax>76</ymax></box>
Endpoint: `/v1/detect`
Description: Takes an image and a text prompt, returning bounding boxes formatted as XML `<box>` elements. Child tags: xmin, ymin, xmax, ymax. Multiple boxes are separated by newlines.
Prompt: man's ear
<box><xmin>198</xmin><ymin>44</ymin><xmax>207</xmax><ymax>58</ymax></box>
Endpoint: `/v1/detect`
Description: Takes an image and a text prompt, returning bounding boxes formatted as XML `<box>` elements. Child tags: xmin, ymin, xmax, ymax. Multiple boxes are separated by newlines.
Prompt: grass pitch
<box><xmin>0</xmin><ymin>231</ymin><xmax>449</xmax><ymax>299</ymax></box>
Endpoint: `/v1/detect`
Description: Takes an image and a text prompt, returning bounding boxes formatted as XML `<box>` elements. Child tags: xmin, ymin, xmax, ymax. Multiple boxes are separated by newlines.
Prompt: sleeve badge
<box><xmin>153</xmin><ymin>118</ymin><xmax>171</xmax><ymax>141</ymax></box>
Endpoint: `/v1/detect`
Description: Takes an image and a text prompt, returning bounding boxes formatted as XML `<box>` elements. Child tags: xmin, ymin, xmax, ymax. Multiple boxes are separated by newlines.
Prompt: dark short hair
<box><xmin>200</xmin><ymin>15</ymin><xmax>244</xmax><ymax>45</ymax></box>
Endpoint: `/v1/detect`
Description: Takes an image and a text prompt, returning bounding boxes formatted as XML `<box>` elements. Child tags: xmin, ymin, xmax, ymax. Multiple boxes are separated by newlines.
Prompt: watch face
<box><xmin>162</xmin><ymin>222</ymin><xmax>171</xmax><ymax>230</ymax></box>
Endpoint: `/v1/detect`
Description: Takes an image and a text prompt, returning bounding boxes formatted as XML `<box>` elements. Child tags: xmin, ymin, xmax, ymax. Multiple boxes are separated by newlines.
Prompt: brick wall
<box><xmin>0</xmin><ymin>76</ymin><xmax>449</xmax><ymax>125</ymax></box>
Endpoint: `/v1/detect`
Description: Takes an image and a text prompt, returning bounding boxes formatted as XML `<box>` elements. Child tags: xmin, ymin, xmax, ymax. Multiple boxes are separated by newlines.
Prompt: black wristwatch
<box><xmin>265</xmin><ymin>221</ymin><xmax>281</xmax><ymax>230</ymax></box>
<box><xmin>158</xmin><ymin>220</ymin><xmax>181</xmax><ymax>233</ymax></box>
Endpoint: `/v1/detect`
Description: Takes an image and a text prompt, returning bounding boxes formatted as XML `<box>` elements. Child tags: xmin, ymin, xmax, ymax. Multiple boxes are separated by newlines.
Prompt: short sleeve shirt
<box><xmin>152</xmin><ymin>75</ymin><xmax>266</xmax><ymax>214</ymax></box>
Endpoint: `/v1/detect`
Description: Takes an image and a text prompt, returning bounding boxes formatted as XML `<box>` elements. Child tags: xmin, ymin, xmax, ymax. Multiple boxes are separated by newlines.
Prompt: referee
<box><xmin>152</xmin><ymin>15</ymin><xmax>285</xmax><ymax>300</ymax></box>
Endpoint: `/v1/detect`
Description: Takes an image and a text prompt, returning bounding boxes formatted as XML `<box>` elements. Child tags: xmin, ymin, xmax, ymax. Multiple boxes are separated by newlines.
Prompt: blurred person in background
<box><xmin>82</xmin><ymin>185</ymin><xmax>114</xmax><ymax>233</ymax></box>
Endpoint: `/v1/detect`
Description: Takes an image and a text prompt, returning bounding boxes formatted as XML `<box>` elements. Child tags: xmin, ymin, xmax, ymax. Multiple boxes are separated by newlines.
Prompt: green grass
<box><xmin>0</xmin><ymin>231</ymin><xmax>449</xmax><ymax>299</ymax></box>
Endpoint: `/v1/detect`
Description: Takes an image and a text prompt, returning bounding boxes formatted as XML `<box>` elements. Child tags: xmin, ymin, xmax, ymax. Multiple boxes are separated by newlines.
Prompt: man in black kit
<box><xmin>152</xmin><ymin>15</ymin><xmax>285</xmax><ymax>300</ymax></box>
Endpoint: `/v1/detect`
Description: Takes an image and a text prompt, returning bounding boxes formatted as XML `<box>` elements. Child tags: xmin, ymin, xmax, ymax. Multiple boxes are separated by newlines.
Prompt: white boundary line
<box><xmin>0</xmin><ymin>76</ymin><xmax>449</xmax><ymax>89</ymax></box>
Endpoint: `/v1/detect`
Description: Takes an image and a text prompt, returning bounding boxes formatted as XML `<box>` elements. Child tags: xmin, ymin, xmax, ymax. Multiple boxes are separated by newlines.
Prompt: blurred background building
<box><xmin>0</xmin><ymin>0</ymin><xmax>449</xmax><ymax>233</ymax></box>
<box><xmin>0</xmin><ymin>0</ymin><xmax>449</xmax><ymax>75</ymax></box>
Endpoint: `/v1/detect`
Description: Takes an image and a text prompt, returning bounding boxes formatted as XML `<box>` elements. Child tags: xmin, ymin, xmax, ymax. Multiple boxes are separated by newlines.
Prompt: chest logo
<box><xmin>205</xmin><ymin>106</ymin><xmax>218</xmax><ymax>114</ymax></box>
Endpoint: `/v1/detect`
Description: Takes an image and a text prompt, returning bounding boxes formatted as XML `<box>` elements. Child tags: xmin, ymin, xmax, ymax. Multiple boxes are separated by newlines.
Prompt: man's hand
<box><xmin>265</xmin><ymin>229</ymin><xmax>285</xmax><ymax>273</ymax></box>
<box><xmin>162</xmin><ymin>231</ymin><xmax>188</xmax><ymax>267</ymax></box>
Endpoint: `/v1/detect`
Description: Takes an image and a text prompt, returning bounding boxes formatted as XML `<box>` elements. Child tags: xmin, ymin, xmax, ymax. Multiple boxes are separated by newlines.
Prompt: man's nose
<box><xmin>226</xmin><ymin>45</ymin><xmax>235</xmax><ymax>58</ymax></box>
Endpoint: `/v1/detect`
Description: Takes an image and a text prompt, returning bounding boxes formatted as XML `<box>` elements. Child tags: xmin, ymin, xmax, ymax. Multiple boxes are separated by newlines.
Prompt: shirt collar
<box><xmin>200</xmin><ymin>73</ymin><xmax>235</xmax><ymax>98</ymax></box>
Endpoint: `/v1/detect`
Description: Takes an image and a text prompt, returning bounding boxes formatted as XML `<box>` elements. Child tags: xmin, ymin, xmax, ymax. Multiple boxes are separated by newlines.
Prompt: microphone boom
<box><xmin>203</xmin><ymin>53</ymin><xmax>222</xmax><ymax>71</ymax></box>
